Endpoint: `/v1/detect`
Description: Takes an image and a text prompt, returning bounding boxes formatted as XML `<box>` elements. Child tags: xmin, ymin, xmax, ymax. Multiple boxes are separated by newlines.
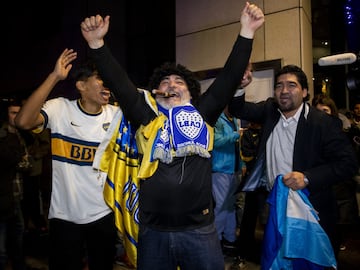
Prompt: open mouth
<box><xmin>101</xmin><ymin>89</ymin><xmax>111</xmax><ymax>98</ymax></box>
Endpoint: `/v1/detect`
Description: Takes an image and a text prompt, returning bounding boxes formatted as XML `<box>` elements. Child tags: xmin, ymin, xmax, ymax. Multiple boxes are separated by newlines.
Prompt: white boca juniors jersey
<box><xmin>41</xmin><ymin>97</ymin><xmax>119</xmax><ymax>224</ymax></box>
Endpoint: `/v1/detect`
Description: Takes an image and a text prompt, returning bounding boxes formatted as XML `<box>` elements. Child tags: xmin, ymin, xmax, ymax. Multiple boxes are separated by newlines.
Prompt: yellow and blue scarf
<box><xmin>136</xmin><ymin>91</ymin><xmax>213</xmax><ymax>178</ymax></box>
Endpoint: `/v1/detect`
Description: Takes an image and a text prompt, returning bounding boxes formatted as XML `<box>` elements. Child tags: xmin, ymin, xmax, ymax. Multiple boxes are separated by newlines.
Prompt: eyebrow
<box><xmin>161</xmin><ymin>75</ymin><xmax>185</xmax><ymax>81</ymax></box>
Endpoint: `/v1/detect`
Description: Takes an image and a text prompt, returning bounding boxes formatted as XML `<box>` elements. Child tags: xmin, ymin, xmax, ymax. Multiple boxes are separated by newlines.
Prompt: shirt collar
<box><xmin>278</xmin><ymin>102</ymin><xmax>308</xmax><ymax>127</ymax></box>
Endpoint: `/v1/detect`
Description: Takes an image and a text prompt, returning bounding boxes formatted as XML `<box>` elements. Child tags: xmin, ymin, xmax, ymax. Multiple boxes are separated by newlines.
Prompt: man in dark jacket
<box><xmin>229</xmin><ymin>65</ymin><xmax>358</xmax><ymax>256</ymax></box>
<box><xmin>80</xmin><ymin>3</ymin><xmax>264</xmax><ymax>269</ymax></box>
<box><xmin>0</xmin><ymin>99</ymin><xmax>27</xmax><ymax>270</ymax></box>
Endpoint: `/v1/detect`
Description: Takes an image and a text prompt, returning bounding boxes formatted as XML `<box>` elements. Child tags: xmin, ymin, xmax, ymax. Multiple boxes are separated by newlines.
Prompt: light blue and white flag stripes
<box><xmin>261</xmin><ymin>175</ymin><xmax>337</xmax><ymax>270</ymax></box>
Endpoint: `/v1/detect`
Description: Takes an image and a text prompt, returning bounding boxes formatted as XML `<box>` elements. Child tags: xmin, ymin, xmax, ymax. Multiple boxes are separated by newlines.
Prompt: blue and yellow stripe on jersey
<box><xmin>51</xmin><ymin>133</ymin><xmax>99</xmax><ymax>166</ymax></box>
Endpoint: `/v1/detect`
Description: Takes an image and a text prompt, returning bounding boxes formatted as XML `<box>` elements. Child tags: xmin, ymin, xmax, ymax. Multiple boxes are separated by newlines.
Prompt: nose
<box><xmin>168</xmin><ymin>80</ymin><xmax>177</xmax><ymax>89</ymax></box>
<box><xmin>281</xmin><ymin>86</ymin><xmax>289</xmax><ymax>93</ymax></box>
<box><xmin>244</xmin><ymin>69</ymin><xmax>252</xmax><ymax>78</ymax></box>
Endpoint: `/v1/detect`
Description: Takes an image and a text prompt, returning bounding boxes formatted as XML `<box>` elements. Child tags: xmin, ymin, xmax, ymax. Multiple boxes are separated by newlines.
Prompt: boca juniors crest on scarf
<box><xmin>152</xmin><ymin>104</ymin><xmax>211</xmax><ymax>163</ymax></box>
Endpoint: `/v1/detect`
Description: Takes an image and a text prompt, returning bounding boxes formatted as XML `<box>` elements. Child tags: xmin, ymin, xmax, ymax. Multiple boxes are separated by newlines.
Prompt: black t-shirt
<box><xmin>139</xmin><ymin>155</ymin><xmax>214</xmax><ymax>230</ymax></box>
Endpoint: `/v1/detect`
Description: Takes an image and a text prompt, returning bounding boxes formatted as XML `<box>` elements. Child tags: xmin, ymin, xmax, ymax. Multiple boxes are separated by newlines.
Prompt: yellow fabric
<box><xmin>135</xmin><ymin>90</ymin><xmax>161</xmax><ymax>179</ymax></box>
<box><xmin>136</xmin><ymin>115</ymin><xmax>166</xmax><ymax>179</ymax></box>
<box><xmin>51</xmin><ymin>137</ymin><xmax>98</xmax><ymax>165</ymax></box>
<box><xmin>99</xmin><ymin>116</ymin><xmax>139</xmax><ymax>268</ymax></box>
<box><xmin>205</xmin><ymin>122</ymin><xmax>214</xmax><ymax>152</ymax></box>
<box><xmin>240</xmin><ymin>154</ymin><xmax>254</xmax><ymax>163</ymax></box>
<box><xmin>140</xmin><ymin>88</ymin><xmax>158</xmax><ymax>113</ymax></box>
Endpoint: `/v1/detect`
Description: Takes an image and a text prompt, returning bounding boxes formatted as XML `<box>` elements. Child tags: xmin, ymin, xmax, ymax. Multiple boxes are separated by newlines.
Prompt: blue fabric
<box><xmin>169</xmin><ymin>105</ymin><xmax>209</xmax><ymax>150</ymax></box>
<box><xmin>137</xmin><ymin>223</ymin><xmax>224</xmax><ymax>270</ymax></box>
<box><xmin>241</xmin><ymin>152</ymin><xmax>267</xmax><ymax>191</ymax></box>
<box><xmin>212</xmin><ymin>172</ymin><xmax>238</xmax><ymax>241</ymax></box>
<box><xmin>153</xmin><ymin>104</ymin><xmax>211</xmax><ymax>163</ymax></box>
<box><xmin>211</xmin><ymin>112</ymin><xmax>242</xmax><ymax>174</ymax></box>
<box><xmin>211</xmin><ymin>113</ymin><xmax>241</xmax><ymax>242</ymax></box>
<box><xmin>261</xmin><ymin>175</ymin><xmax>337</xmax><ymax>270</ymax></box>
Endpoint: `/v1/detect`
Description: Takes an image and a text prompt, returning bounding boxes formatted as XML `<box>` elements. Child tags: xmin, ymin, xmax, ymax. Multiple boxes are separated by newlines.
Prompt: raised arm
<box><xmin>15</xmin><ymin>48</ymin><xmax>77</xmax><ymax>130</ymax></box>
<box><xmin>199</xmin><ymin>2</ymin><xmax>264</xmax><ymax>125</ymax></box>
<box><xmin>81</xmin><ymin>15</ymin><xmax>152</xmax><ymax>126</ymax></box>
<box><xmin>240</xmin><ymin>1</ymin><xmax>265</xmax><ymax>39</ymax></box>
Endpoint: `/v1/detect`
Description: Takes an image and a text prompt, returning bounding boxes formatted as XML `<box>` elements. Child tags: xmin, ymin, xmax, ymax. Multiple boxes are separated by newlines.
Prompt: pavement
<box><xmin>18</xmin><ymin>178</ymin><xmax>360</xmax><ymax>270</ymax></box>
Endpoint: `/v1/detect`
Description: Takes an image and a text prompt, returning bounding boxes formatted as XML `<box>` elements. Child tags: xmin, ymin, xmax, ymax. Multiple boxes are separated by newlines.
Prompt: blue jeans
<box><xmin>137</xmin><ymin>223</ymin><xmax>224</xmax><ymax>270</ymax></box>
<box><xmin>0</xmin><ymin>200</ymin><xmax>26</xmax><ymax>270</ymax></box>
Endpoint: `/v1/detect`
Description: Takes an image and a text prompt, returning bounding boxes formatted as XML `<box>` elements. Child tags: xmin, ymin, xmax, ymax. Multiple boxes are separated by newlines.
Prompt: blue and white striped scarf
<box><xmin>152</xmin><ymin>104</ymin><xmax>211</xmax><ymax>163</ymax></box>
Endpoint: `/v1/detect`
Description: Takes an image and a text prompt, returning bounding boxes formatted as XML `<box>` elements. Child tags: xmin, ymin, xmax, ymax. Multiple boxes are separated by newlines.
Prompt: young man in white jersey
<box><xmin>15</xmin><ymin>50</ymin><xmax>119</xmax><ymax>270</ymax></box>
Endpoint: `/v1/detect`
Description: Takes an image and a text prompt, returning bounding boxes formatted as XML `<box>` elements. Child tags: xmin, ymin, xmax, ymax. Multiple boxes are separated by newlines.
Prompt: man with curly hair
<box><xmin>80</xmin><ymin>2</ymin><xmax>264</xmax><ymax>269</ymax></box>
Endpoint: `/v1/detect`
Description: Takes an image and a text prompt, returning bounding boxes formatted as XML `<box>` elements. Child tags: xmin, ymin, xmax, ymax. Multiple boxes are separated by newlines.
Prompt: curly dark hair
<box><xmin>148</xmin><ymin>62</ymin><xmax>201</xmax><ymax>103</ymax></box>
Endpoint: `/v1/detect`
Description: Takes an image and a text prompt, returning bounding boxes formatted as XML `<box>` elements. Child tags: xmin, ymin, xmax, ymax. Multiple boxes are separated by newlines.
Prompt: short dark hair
<box><xmin>72</xmin><ymin>60</ymin><xmax>98</xmax><ymax>82</ymax></box>
<box><xmin>149</xmin><ymin>62</ymin><xmax>201</xmax><ymax>103</ymax></box>
<box><xmin>0</xmin><ymin>98</ymin><xmax>23</xmax><ymax>124</ymax></box>
<box><xmin>7</xmin><ymin>98</ymin><xmax>23</xmax><ymax>108</ymax></box>
<box><xmin>275</xmin><ymin>65</ymin><xmax>310</xmax><ymax>101</ymax></box>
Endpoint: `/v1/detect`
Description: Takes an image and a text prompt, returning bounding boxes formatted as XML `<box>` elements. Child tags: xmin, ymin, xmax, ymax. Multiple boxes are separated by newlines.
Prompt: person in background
<box><xmin>211</xmin><ymin>63</ymin><xmax>252</xmax><ymax>258</ymax></box>
<box><xmin>240</xmin><ymin>121</ymin><xmax>262</xmax><ymax>176</ymax></box>
<box><xmin>14</xmin><ymin>51</ymin><xmax>119</xmax><ymax>270</ymax></box>
<box><xmin>38</xmin><ymin>128</ymin><xmax>52</xmax><ymax>231</ymax></box>
<box><xmin>351</xmin><ymin>102</ymin><xmax>360</xmax><ymax>128</ymax></box>
<box><xmin>80</xmin><ymin>2</ymin><xmax>264</xmax><ymax>269</ymax></box>
<box><xmin>349</xmin><ymin>102</ymin><xmax>360</xmax><ymax>164</ymax></box>
<box><xmin>312</xmin><ymin>93</ymin><xmax>351</xmax><ymax>131</ymax></box>
<box><xmin>21</xmin><ymin>128</ymin><xmax>51</xmax><ymax>234</ymax></box>
<box><xmin>235</xmin><ymin>120</ymin><xmax>265</xmax><ymax>265</ymax></box>
<box><xmin>211</xmin><ymin>105</ymin><xmax>245</xmax><ymax>257</ymax></box>
<box><xmin>0</xmin><ymin>99</ymin><xmax>28</xmax><ymax>270</ymax></box>
<box><xmin>228</xmin><ymin>65</ymin><xmax>358</xmax><ymax>264</ymax></box>
<box><xmin>312</xmin><ymin>93</ymin><xmax>359</xmax><ymax>255</ymax></box>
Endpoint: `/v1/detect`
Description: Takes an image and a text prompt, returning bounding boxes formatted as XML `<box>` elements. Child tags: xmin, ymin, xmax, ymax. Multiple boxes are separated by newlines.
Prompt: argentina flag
<box><xmin>261</xmin><ymin>175</ymin><xmax>337</xmax><ymax>270</ymax></box>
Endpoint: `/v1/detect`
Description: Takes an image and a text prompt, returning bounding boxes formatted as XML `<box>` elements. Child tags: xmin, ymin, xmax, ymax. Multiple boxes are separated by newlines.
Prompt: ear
<box><xmin>302</xmin><ymin>88</ymin><xmax>308</xmax><ymax>98</ymax></box>
<box><xmin>76</xmin><ymin>81</ymin><xmax>85</xmax><ymax>92</ymax></box>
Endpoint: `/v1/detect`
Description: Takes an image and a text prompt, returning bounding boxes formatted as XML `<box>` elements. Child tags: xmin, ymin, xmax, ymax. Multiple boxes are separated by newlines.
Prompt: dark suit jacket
<box><xmin>229</xmin><ymin>96</ymin><xmax>358</xmax><ymax>245</ymax></box>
